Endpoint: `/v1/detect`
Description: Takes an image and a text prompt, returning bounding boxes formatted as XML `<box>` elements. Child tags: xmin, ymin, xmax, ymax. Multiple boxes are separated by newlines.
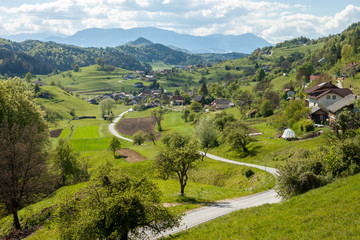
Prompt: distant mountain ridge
<box><xmin>41</xmin><ymin>27</ymin><xmax>270</xmax><ymax>54</ymax></box>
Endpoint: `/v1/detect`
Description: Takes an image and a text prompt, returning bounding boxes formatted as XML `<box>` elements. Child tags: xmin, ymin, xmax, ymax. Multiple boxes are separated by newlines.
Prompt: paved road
<box><xmin>108</xmin><ymin>108</ymin><xmax>133</xmax><ymax>142</ymax></box>
<box><xmin>110</xmin><ymin>110</ymin><xmax>281</xmax><ymax>239</ymax></box>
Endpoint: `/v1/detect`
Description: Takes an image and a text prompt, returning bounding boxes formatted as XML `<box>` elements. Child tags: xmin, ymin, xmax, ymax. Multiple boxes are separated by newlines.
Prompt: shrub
<box><xmin>276</xmin><ymin>154</ymin><xmax>328</xmax><ymax>199</ymax></box>
<box><xmin>244</xmin><ymin>169</ymin><xmax>254</xmax><ymax>178</ymax></box>
<box><xmin>299</xmin><ymin>119</ymin><xmax>314</xmax><ymax>132</ymax></box>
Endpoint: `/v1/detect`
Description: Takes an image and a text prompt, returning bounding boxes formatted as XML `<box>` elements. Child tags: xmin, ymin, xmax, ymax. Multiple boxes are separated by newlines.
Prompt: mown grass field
<box><xmin>38</xmin><ymin>65</ymin><xmax>143</xmax><ymax>97</ymax></box>
<box><xmin>165</xmin><ymin>172</ymin><xmax>360</xmax><ymax>240</ymax></box>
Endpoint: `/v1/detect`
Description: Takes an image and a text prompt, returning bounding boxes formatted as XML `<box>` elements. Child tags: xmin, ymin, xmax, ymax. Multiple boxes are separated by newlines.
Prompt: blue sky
<box><xmin>0</xmin><ymin>0</ymin><xmax>359</xmax><ymax>43</ymax></box>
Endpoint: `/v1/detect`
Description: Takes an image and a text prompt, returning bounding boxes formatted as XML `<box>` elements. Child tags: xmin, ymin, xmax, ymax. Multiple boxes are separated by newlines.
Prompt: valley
<box><xmin>1</xmin><ymin>21</ymin><xmax>360</xmax><ymax>240</ymax></box>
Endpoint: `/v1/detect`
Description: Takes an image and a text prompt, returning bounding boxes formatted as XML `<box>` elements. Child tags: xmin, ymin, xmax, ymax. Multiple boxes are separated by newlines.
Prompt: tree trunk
<box><xmin>12</xmin><ymin>205</ymin><xmax>21</xmax><ymax>230</ymax></box>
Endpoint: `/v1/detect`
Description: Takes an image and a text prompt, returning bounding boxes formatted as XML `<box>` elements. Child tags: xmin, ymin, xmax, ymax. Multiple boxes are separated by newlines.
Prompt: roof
<box><xmin>304</xmin><ymin>81</ymin><xmax>337</xmax><ymax>94</ymax></box>
<box><xmin>327</xmin><ymin>94</ymin><xmax>358</xmax><ymax>113</ymax></box>
<box><xmin>172</xmin><ymin>96</ymin><xmax>184</xmax><ymax>101</ymax></box>
<box><xmin>305</xmin><ymin>81</ymin><xmax>352</xmax><ymax>99</ymax></box>
<box><xmin>214</xmin><ymin>99</ymin><xmax>231</xmax><ymax>105</ymax></box>
<box><xmin>193</xmin><ymin>95</ymin><xmax>203</xmax><ymax>102</ymax></box>
<box><xmin>308</xmin><ymin>88</ymin><xmax>353</xmax><ymax>99</ymax></box>
<box><xmin>310</xmin><ymin>106</ymin><xmax>328</xmax><ymax>115</ymax></box>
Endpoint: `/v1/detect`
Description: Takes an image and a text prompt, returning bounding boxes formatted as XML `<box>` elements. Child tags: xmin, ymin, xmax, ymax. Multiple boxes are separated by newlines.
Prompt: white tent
<box><xmin>282</xmin><ymin>128</ymin><xmax>296</xmax><ymax>139</ymax></box>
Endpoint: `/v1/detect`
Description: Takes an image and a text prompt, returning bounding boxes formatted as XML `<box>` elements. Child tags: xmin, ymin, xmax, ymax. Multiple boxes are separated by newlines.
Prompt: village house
<box><xmin>112</xmin><ymin>92</ymin><xmax>126</xmax><ymax>101</ymax></box>
<box><xmin>304</xmin><ymin>81</ymin><xmax>353</xmax><ymax>108</ymax></box>
<box><xmin>171</xmin><ymin>96</ymin><xmax>185</xmax><ymax>105</ymax></box>
<box><xmin>283</xmin><ymin>89</ymin><xmax>296</xmax><ymax>99</ymax></box>
<box><xmin>192</xmin><ymin>95</ymin><xmax>204</xmax><ymax>103</ymax></box>
<box><xmin>327</xmin><ymin>94</ymin><xmax>358</xmax><ymax>125</ymax></box>
<box><xmin>210</xmin><ymin>99</ymin><xmax>233</xmax><ymax>110</ymax></box>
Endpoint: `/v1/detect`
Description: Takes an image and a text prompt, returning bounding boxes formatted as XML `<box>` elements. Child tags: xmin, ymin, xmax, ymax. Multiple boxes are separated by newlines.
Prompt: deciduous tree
<box><xmin>109</xmin><ymin>136</ymin><xmax>121</xmax><ymax>156</ymax></box>
<box><xmin>0</xmin><ymin>78</ymin><xmax>50</xmax><ymax>230</ymax></box>
<box><xmin>222</xmin><ymin>121</ymin><xmax>253</xmax><ymax>153</ymax></box>
<box><xmin>194</xmin><ymin>117</ymin><xmax>218</xmax><ymax>160</ymax></box>
<box><xmin>55</xmin><ymin>173</ymin><xmax>180</xmax><ymax>240</ymax></box>
<box><xmin>155</xmin><ymin>133</ymin><xmax>201</xmax><ymax>196</ymax></box>
<box><xmin>52</xmin><ymin>139</ymin><xmax>81</xmax><ymax>187</ymax></box>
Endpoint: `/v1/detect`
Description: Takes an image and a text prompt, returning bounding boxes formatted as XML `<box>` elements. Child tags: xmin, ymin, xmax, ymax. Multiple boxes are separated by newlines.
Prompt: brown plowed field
<box><xmin>116</xmin><ymin>116</ymin><xmax>161</xmax><ymax>139</ymax></box>
<box><xmin>116</xmin><ymin>148</ymin><xmax>146</xmax><ymax>163</ymax></box>
<box><xmin>50</xmin><ymin>129</ymin><xmax>62</xmax><ymax>138</ymax></box>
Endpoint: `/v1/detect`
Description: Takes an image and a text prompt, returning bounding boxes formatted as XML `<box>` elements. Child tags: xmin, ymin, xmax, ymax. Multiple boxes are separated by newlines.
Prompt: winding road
<box><xmin>108</xmin><ymin>110</ymin><xmax>281</xmax><ymax>239</ymax></box>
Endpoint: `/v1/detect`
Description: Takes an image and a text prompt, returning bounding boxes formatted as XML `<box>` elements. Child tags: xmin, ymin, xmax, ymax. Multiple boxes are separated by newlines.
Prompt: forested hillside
<box><xmin>117</xmin><ymin>43</ymin><xmax>204</xmax><ymax>65</ymax></box>
<box><xmin>0</xmin><ymin>38</ymin><xmax>151</xmax><ymax>75</ymax></box>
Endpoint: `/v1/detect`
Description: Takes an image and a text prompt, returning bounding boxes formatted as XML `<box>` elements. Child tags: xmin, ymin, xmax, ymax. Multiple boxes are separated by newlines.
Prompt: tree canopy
<box><xmin>0</xmin><ymin>78</ymin><xmax>50</xmax><ymax>229</ymax></box>
<box><xmin>55</xmin><ymin>173</ymin><xmax>180</xmax><ymax>240</ymax></box>
<box><xmin>155</xmin><ymin>133</ymin><xmax>201</xmax><ymax>196</ymax></box>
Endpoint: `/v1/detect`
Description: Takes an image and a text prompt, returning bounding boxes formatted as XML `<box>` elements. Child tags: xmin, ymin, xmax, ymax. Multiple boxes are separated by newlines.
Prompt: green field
<box><xmin>71</xmin><ymin>125</ymin><xmax>99</xmax><ymax>139</ymax></box>
<box><xmin>149</xmin><ymin>61</ymin><xmax>173</xmax><ymax>71</ymax></box>
<box><xmin>38</xmin><ymin>65</ymin><xmax>140</xmax><ymax>97</ymax></box>
<box><xmin>166</xmin><ymin>172</ymin><xmax>360</xmax><ymax>240</ymax></box>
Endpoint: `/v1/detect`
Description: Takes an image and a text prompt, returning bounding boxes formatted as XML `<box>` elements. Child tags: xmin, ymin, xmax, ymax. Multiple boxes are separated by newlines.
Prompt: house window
<box><xmin>326</xmin><ymin>95</ymin><xmax>330</xmax><ymax>99</ymax></box>
<box><xmin>332</xmin><ymin>95</ymin><xmax>336</xmax><ymax>100</ymax></box>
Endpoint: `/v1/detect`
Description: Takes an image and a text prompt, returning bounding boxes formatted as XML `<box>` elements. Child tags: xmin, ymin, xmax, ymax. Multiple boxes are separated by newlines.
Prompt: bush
<box><xmin>299</xmin><ymin>119</ymin><xmax>314</xmax><ymax>132</ymax></box>
<box><xmin>244</xmin><ymin>169</ymin><xmax>254</xmax><ymax>178</ymax></box>
<box><xmin>276</xmin><ymin>154</ymin><xmax>328</xmax><ymax>199</ymax></box>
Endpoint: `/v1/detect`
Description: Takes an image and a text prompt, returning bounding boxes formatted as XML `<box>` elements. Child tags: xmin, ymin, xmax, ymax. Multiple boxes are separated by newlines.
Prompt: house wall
<box><xmin>309</xmin><ymin>94</ymin><xmax>343</xmax><ymax>108</ymax></box>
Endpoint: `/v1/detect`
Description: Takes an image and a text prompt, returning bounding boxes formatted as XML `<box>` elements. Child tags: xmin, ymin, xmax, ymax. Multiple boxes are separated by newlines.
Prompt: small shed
<box><xmin>282</xmin><ymin>128</ymin><xmax>296</xmax><ymax>139</ymax></box>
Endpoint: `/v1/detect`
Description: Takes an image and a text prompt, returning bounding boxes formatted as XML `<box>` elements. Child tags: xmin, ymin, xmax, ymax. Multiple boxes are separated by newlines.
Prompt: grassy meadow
<box><xmin>165</xmin><ymin>172</ymin><xmax>360</xmax><ymax>240</ymax></box>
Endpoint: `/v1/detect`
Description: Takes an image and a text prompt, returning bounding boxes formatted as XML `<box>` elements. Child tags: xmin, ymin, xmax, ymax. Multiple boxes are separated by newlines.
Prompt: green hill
<box><xmin>0</xmin><ymin>38</ymin><xmax>150</xmax><ymax>73</ymax></box>
<box><xmin>167</xmin><ymin>173</ymin><xmax>360</xmax><ymax>239</ymax></box>
<box><xmin>34</xmin><ymin>84</ymin><xmax>99</xmax><ymax>119</ymax></box>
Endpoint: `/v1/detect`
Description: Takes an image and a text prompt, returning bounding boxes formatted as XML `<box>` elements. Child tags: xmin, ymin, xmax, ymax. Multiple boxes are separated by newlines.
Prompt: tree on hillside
<box><xmin>189</xmin><ymin>101</ymin><xmax>202</xmax><ymax>112</ymax></box>
<box><xmin>25</xmin><ymin>72</ymin><xmax>32</xmax><ymax>83</ymax></box>
<box><xmin>296</xmin><ymin>62</ymin><xmax>314</xmax><ymax>83</ymax></box>
<box><xmin>259</xmin><ymin>99</ymin><xmax>273</xmax><ymax>117</ymax></box>
<box><xmin>152</xmin><ymin>107</ymin><xmax>164</xmax><ymax>131</ymax></box>
<box><xmin>109</xmin><ymin>136</ymin><xmax>121</xmax><ymax>157</ymax></box>
<box><xmin>255</xmin><ymin>68</ymin><xmax>265</xmax><ymax>81</ymax></box>
<box><xmin>214</xmin><ymin>111</ymin><xmax>235</xmax><ymax>131</ymax></box>
<box><xmin>100</xmin><ymin>98</ymin><xmax>115</xmax><ymax>117</ymax></box>
<box><xmin>222</xmin><ymin>121</ymin><xmax>253</xmax><ymax>153</ymax></box>
<box><xmin>198</xmin><ymin>82</ymin><xmax>208</xmax><ymax>97</ymax></box>
<box><xmin>146</xmin><ymin>131</ymin><xmax>157</xmax><ymax>145</ymax></box>
<box><xmin>194</xmin><ymin>117</ymin><xmax>218</xmax><ymax>160</ymax></box>
<box><xmin>55</xmin><ymin>173</ymin><xmax>180</xmax><ymax>240</ymax></box>
<box><xmin>155</xmin><ymin>133</ymin><xmax>201</xmax><ymax>196</ymax></box>
<box><xmin>0</xmin><ymin>78</ymin><xmax>51</xmax><ymax>230</ymax></box>
<box><xmin>52</xmin><ymin>139</ymin><xmax>81</xmax><ymax>187</ymax></box>
<box><xmin>133</xmin><ymin>131</ymin><xmax>145</xmax><ymax>145</ymax></box>
<box><xmin>96</xmin><ymin>57</ymin><xmax>105</xmax><ymax>69</ymax></box>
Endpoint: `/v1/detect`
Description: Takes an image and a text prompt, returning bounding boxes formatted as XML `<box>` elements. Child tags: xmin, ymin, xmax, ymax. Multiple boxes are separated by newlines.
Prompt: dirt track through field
<box><xmin>116</xmin><ymin>148</ymin><xmax>146</xmax><ymax>162</ymax></box>
<box><xmin>116</xmin><ymin>116</ymin><xmax>161</xmax><ymax>139</ymax></box>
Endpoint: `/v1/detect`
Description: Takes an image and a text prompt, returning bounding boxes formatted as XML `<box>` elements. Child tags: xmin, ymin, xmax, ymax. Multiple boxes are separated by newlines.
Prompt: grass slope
<box><xmin>35</xmin><ymin>85</ymin><xmax>98</xmax><ymax>119</ymax></box>
<box><xmin>166</xmin><ymin>173</ymin><xmax>360</xmax><ymax>240</ymax></box>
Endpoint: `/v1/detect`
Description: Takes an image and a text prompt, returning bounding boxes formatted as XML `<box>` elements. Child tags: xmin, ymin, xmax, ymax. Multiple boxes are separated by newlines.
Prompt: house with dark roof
<box><xmin>192</xmin><ymin>95</ymin><xmax>203</xmax><ymax>103</ymax></box>
<box><xmin>210</xmin><ymin>99</ymin><xmax>233</xmax><ymax>110</ymax></box>
<box><xmin>304</xmin><ymin>81</ymin><xmax>353</xmax><ymax>108</ymax></box>
<box><xmin>309</xmin><ymin>106</ymin><xmax>328</xmax><ymax>124</ymax></box>
<box><xmin>327</xmin><ymin>94</ymin><xmax>358</xmax><ymax>125</ymax></box>
<box><xmin>171</xmin><ymin>96</ymin><xmax>185</xmax><ymax>105</ymax></box>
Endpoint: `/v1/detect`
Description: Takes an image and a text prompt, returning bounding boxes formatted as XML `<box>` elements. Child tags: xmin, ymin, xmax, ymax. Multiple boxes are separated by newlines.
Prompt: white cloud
<box><xmin>0</xmin><ymin>0</ymin><xmax>359</xmax><ymax>43</ymax></box>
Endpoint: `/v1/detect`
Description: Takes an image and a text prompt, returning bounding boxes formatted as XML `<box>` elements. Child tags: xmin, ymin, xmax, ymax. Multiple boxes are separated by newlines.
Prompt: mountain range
<box><xmin>5</xmin><ymin>27</ymin><xmax>271</xmax><ymax>54</ymax></box>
